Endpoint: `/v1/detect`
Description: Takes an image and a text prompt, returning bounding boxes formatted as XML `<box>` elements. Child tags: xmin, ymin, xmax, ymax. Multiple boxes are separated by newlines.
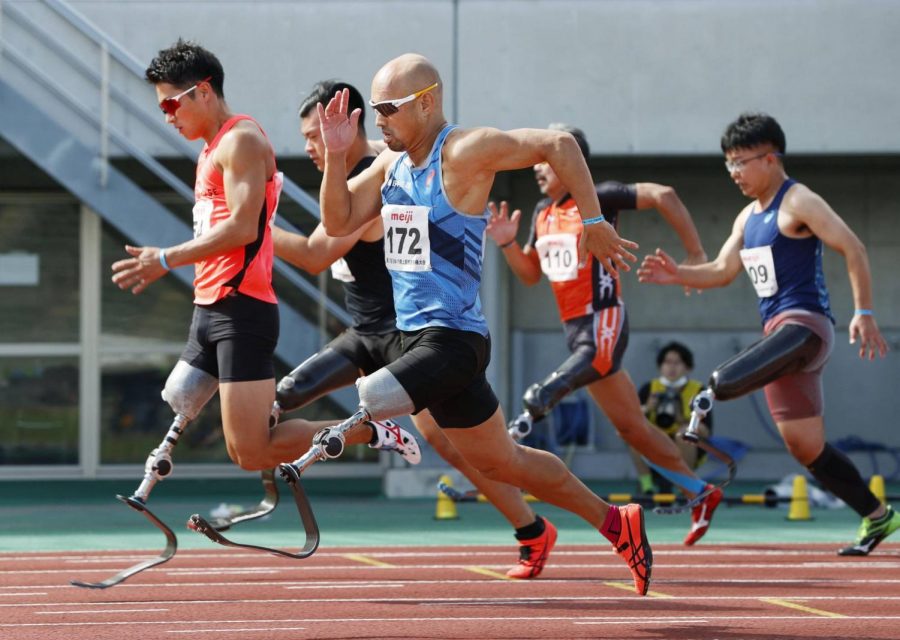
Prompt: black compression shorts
<box><xmin>328</xmin><ymin>327</ymin><xmax>404</xmax><ymax>375</ymax></box>
<box><xmin>181</xmin><ymin>293</ymin><xmax>278</xmax><ymax>382</ymax></box>
<box><xmin>387</xmin><ymin>327</ymin><xmax>499</xmax><ymax>429</ymax></box>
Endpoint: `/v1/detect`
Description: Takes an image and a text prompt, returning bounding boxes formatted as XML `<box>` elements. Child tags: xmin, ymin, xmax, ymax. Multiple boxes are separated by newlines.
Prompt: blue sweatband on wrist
<box><xmin>854</xmin><ymin>309</ymin><xmax>873</xmax><ymax>316</ymax></box>
<box><xmin>159</xmin><ymin>249</ymin><xmax>171</xmax><ymax>271</ymax></box>
<box><xmin>581</xmin><ymin>214</ymin><xmax>606</xmax><ymax>226</ymax></box>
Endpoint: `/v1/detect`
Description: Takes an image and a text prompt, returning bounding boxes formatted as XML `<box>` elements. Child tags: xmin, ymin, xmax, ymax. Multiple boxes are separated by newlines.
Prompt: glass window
<box><xmin>0</xmin><ymin>356</ymin><xmax>79</xmax><ymax>464</ymax></box>
<box><xmin>100</xmin><ymin>352</ymin><xmax>229</xmax><ymax>464</ymax></box>
<box><xmin>0</xmin><ymin>201</ymin><xmax>80</xmax><ymax>342</ymax></box>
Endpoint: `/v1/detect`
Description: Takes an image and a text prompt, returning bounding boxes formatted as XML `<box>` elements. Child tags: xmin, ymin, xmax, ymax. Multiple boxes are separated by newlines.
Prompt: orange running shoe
<box><xmin>613</xmin><ymin>504</ymin><xmax>652</xmax><ymax>595</ymax></box>
<box><xmin>683</xmin><ymin>484</ymin><xmax>723</xmax><ymax>546</ymax></box>
<box><xmin>506</xmin><ymin>518</ymin><xmax>558</xmax><ymax>579</ymax></box>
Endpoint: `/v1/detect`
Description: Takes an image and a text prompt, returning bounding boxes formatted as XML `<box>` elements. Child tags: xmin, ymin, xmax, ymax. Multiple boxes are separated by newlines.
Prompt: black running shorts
<box><xmin>328</xmin><ymin>327</ymin><xmax>404</xmax><ymax>376</ymax></box>
<box><xmin>180</xmin><ymin>293</ymin><xmax>278</xmax><ymax>382</ymax></box>
<box><xmin>387</xmin><ymin>327</ymin><xmax>499</xmax><ymax>428</ymax></box>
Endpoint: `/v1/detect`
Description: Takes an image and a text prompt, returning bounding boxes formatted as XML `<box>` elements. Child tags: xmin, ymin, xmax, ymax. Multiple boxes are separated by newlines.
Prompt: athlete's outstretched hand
<box><xmin>111</xmin><ymin>245</ymin><xmax>168</xmax><ymax>295</ymax></box>
<box><xmin>579</xmin><ymin>221</ymin><xmax>638</xmax><ymax>278</ymax></box>
<box><xmin>637</xmin><ymin>248</ymin><xmax>682</xmax><ymax>286</ymax></box>
<box><xmin>486</xmin><ymin>201</ymin><xmax>521</xmax><ymax>247</ymax></box>
<box><xmin>317</xmin><ymin>88</ymin><xmax>361</xmax><ymax>155</ymax></box>
<box><xmin>849</xmin><ymin>313</ymin><xmax>889</xmax><ymax>361</ymax></box>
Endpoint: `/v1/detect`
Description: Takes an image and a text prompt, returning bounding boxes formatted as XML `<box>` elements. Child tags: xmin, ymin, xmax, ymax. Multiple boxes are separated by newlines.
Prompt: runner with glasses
<box><xmin>301</xmin><ymin>53</ymin><xmax>652</xmax><ymax>595</ymax></box>
<box><xmin>111</xmin><ymin>40</ymin><xmax>368</xmax><ymax>475</ymax></box>
<box><xmin>639</xmin><ymin>111</ymin><xmax>897</xmax><ymax>556</ymax></box>
<box><xmin>273</xmin><ymin>80</ymin><xmax>556</xmax><ymax>578</ymax></box>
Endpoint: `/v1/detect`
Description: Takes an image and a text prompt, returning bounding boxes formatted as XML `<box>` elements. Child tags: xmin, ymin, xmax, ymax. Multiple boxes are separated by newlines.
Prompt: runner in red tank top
<box><xmin>110</xmin><ymin>40</ymin><xmax>380</xmax><ymax>476</ymax></box>
<box><xmin>487</xmin><ymin>123</ymin><xmax>726</xmax><ymax>546</ymax></box>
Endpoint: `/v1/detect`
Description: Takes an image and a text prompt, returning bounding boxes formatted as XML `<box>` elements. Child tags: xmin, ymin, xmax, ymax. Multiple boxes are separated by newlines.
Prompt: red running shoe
<box><xmin>613</xmin><ymin>504</ymin><xmax>652</xmax><ymax>596</ymax></box>
<box><xmin>506</xmin><ymin>518</ymin><xmax>558</xmax><ymax>579</ymax></box>
<box><xmin>683</xmin><ymin>484</ymin><xmax>723</xmax><ymax>546</ymax></box>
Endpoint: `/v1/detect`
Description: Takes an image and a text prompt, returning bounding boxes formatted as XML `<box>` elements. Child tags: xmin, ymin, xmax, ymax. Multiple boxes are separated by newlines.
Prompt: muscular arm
<box><xmin>635</xmin><ymin>183</ymin><xmax>706</xmax><ymax>261</ymax></box>
<box><xmin>273</xmin><ymin>221</ymin><xmax>370</xmax><ymax>275</ymax></box>
<box><xmin>166</xmin><ymin>128</ymin><xmax>271</xmax><ymax>268</ymax></box>
<box><xmin>320</xmin><ymin>149</ymin><xmax>392</xmax><ymax>236</ymax></box>
<box><xmin>786</xmin><ymin>186</ymin><xmax>888</xmax><ymax>359</ymax></box>
<box><xmin>639</xmin><ymin>209</ymin><xmax>747</xmax><ymax>290</ymax></box>
<box><xmin>446</xmin><ymin>127</ymin><xmax>638</xmax><ymax>274</ymax></box>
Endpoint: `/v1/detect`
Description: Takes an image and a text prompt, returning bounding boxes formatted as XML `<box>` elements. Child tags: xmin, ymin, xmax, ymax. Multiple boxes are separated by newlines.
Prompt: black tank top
<box><xmin>340</xmin><ymin>156</ymin><xmax>396</xmax><ymax>334</ymax></box>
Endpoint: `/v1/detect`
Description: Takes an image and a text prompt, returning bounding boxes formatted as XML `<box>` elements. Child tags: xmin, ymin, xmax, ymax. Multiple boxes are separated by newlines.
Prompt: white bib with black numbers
<box><xmin>740</xmin><ymin>245</ymin><xmax>779</xmax><ymax>297</ymax></box>
<box><xmin>330</xmin><ymin>258</ymin><xmax>355</xmax><ymax>283</ymax></box>
<box><xmin>381</xmin><ymin>204</ymin><xmax>431</xmax><ymax>272</ymax></box>
<box><xmin>192</xmin><ymin>199</ymin><xmax>214</xmax><ymax>239</ymax></box>
<box><xmin>535</xmin><ymin>233</ymin><xmax>579</xmax><ymax>282</ymax></box>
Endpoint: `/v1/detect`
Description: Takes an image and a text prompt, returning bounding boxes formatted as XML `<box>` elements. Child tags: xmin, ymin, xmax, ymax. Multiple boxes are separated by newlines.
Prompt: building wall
<box><xmin>48</xmin><ymin>0</ymin><xmax>900</xmax><ymax>155</ymax></box>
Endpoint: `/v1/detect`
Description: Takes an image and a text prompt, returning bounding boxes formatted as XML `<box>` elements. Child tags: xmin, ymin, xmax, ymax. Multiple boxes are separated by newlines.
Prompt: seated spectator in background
<box><xmin>631</xmin><ymin>342</ymin><xmax>711</xmax><ymax>494</ymax></box>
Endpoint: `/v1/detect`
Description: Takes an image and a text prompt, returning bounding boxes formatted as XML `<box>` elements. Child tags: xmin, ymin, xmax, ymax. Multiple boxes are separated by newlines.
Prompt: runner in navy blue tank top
<box><xmin>639</xmin><ymin>112</ymin><xmax>896</xmax><ymax>556</ymax></box>
<box><xmin>309</xmin><ymin>54</ymin><xmax>652</xmax><ymax>595</ymax></box>
<box><xmin>273</xmin><ymin>81</ymin><xmax>556</xmax><ymax>578</ymax></box>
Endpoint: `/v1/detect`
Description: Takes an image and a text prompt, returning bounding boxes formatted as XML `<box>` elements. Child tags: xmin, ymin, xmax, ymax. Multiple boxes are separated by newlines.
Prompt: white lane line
<box><xmin>167</xmin><ymin>628</ymin><xmax>306</xmax><ymax>634</ymax></box>
<box><xmin>5</xmin><ymin>595</ymin><xmax>900</xmax><ymax>610</ymax></box>
<box><xmin>4</xmin><ymin>546</ymin><xmax>896</xmax><ymax>562</ymax></box>
<box><xmin>5</xmin><ymin>615</ymin><xmax>900</xmax><ymax>629</ymax></box>
<box><xmin>37</xmin><ymin>608</ymin><xmax>169</xmax><ymax>615</ymax></box>
<box><xmin>0</xmin><ymin>592</ymin><xmax>46</xmax><ymax>596</ymax></box>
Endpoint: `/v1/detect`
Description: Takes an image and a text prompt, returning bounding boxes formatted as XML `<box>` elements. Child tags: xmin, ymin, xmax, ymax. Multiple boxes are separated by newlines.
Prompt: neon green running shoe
<box><xmin>838</xmin><ymin>505</ymin><xmax>900</xmax><ymax>556</ymax></box>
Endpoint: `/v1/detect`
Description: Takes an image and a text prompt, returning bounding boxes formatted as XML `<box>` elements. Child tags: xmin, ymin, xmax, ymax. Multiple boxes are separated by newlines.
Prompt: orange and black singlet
<box><xmin>192</xmin><ymin>114</ymin><xmax>282</xmax><ymax>306</ymax></box>
<box><xmin>525</xmin><ymin>181</ymin><xmax>636</xmax><ymax>322</ymax></box>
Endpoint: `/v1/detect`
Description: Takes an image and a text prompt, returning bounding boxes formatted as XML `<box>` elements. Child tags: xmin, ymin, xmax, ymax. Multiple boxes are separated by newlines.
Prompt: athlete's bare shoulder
<box><xmin>214</xmin><ymin>119</ymin><xmax>273</xmax><ymax>173</ymax></box>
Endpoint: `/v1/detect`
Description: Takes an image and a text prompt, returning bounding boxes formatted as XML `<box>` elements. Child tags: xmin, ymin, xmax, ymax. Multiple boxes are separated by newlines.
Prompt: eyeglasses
<box><xmin>159</xmin><ymin>76</ymin><xmax>211</xmax><ymax>116</ymax></box>
<box><xmin>724</xmin><ymin>151</ymin><xmax>782</xmax><ymax>173</ymax></box>
<box><xmin>369</xmin><ymin>82</ymin><xmax>439</xmax><ymax>117</ymax></box>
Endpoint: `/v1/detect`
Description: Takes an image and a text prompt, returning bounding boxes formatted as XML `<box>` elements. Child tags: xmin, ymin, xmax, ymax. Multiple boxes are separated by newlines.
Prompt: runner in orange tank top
<box><xmin>488</xmin><ymin>123</ymin><xmax>725</xmax><ymax>545</ymax></box>
<box><xmin>111</xmin><ymin>40</ymin><xmax>386</xmax><ymax>475</ymax></box>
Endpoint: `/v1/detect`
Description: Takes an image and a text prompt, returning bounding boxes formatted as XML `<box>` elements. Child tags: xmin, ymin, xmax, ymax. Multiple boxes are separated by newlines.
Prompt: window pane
<box><xmin>101</xmin><ymin>222</ymin><xmax>194</xmax><ymax>343</ymax></box>
<box><xmin>0</xmin><ymin>356</ymin><xmax>78</xmax><ymax>464</ymax></box>
<box><xmin>0</xmin><ymin>202</ymin><xmax>79</xmax><ymax>342</ymax></box>
<box><xmin>101</xmin><ymin>352</ymin><xmax>230</xmax><ymax>464</ymax></box>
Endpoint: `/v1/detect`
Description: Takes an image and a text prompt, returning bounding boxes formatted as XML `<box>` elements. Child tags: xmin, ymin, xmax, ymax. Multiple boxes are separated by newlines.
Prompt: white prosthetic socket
<box><xmin>356</xmin><ymin>368</ymin><xmax>416</xmax><ymax>421</ymax></box>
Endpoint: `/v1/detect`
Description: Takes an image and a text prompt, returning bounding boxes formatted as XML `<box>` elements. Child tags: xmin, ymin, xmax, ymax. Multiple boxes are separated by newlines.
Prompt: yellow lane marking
<box><xmin>342</xmin><ymin>554</ymin><xmax>395</xmax><ymax>568</ymax></box>
<box><xmin>760</xmin><ymin>597</ymin><xmax>847</xmax><ymax>618</ymax></box>
<box><xmin>465</xmin><ymin>567</ymin><xmax>513</xmax><ymax>580</ymax></box>
<box><xmin>603</xmin><ymin>581</ymin><xmax>672</xmax><ymax>598</ymax></box>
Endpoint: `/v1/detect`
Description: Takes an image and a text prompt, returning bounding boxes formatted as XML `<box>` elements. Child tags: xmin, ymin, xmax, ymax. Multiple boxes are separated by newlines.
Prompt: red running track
<box><xmin>1</xmin><ymin>543</ymin><xmax>898</xmax><ymax>639</ymax></box>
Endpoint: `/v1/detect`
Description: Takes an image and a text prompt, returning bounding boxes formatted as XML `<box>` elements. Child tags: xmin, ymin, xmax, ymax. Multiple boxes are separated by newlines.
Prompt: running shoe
<box><xmin>683</xmin><ymin>484</ymin><xmax>723</xmax><ymax>546</ymax></box>
<box><xmin>506</xmin><ymin>518</ymin><xmax>558</xmax><ymax>579</ymax></box>
<box><xmin>612</xmin><ymin>504</ymin><xmax>652</xmax><ymax>595</ymax></box>
<box><xmin>367</xmin><ymin>419</ymin><xmax>421</xmax><ymax>465</ymax></box>
<box><xmin>838</xmin><ymin>505</ymin><xmax>900</xmax><ymax>556</ymax></box>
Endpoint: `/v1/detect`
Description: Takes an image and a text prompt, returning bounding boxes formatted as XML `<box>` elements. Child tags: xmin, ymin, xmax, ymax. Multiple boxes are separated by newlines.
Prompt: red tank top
<box><xmin>192</xmin><ymin>115</ymin><xmax>282</xmax><ymax>305</ymax></box>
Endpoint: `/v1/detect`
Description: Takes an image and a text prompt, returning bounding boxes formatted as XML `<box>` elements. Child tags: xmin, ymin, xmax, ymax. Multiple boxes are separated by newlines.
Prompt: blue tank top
<box><xmin>380</xmin><ymin>124</ymin><xmax>489</xmax><ymax>335</ymax></box>
<box><xmin>742</xmin><ymin>178</ymin><xmax>833</xmax><ymax>325</ymax></box>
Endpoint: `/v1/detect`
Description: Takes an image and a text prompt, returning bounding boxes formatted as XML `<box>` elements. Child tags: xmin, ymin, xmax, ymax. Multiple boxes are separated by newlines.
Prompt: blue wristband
<box><xmin>581</xmin><ymin>214</ymin><xmax>606</xmax><ymax>226</ymax></box>
<box><xmin>159</xmin><ymin>249</ymin><xmax>171</xmax><ymax>271</ymax></box>
<box><xmin>854</xmin><ymin>309</ymin><xmax>873</xmax><ymax>316</ymax></box>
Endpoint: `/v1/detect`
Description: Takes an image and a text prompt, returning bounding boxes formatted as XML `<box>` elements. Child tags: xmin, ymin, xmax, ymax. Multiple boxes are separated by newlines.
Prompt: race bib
<box><xmin>740</xmin><ymin>245</ymin><xmax>778</xmax><ymax>297</ymax></box>
<box><xmin>381</xmin><ymin>204</ymin><xmax>431</xmax><ymax>272</ymax></box>
<box><xmin>535</xmin><ymin>233</ymin><xmax>579</xmax><ymax>282</ymax></box>
<box><xmin>330</xmin><ymin>258</ymin><xmax>355</xmax><ymax>283</ymax></box>
<box><xmin>192</xmin><ymin>199</ymin><xmax>214</xmax><ymax>238</ymax></box>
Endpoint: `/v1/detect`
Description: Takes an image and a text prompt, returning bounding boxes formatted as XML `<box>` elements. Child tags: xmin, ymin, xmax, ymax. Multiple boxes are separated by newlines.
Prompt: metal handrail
<box><xmin>40</xmin><ymin>0</ymin><xmax>322</xmax><ymax>218</ymax></box>
<box><xmin>0</xmin><ymin>34</ymin><xmax>352</xmax><ymax>325</ymax></box>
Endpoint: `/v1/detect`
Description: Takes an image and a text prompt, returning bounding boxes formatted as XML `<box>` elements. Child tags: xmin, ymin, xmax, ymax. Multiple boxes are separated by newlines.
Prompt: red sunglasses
<box><xmin>159</xmin><ymin>76</ymin><xmax>211</xmax><ymax>116</ymax></box>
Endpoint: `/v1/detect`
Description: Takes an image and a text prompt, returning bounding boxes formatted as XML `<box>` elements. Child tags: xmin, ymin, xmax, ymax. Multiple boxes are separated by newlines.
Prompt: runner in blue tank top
<box><xmin>639</xmin><ymin>112</ymin><xmax>895</xmax><ymax>556</ymax></box>
<box><xmin>274</xmin><ymin>81</ymin><xmax>555</xmax><ymax>579</ymax></box>
<box><xmin>285</xmin><ymin>53</ymin><xmax>652</xmax><ymax>595</ymax></box>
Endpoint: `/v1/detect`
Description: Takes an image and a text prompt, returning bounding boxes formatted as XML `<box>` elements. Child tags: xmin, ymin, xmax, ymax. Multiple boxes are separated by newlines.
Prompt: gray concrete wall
<box><xmin>32</xmin><ymin>0</ymin><xmax>900</xmax><ymax>155</ymax></box>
